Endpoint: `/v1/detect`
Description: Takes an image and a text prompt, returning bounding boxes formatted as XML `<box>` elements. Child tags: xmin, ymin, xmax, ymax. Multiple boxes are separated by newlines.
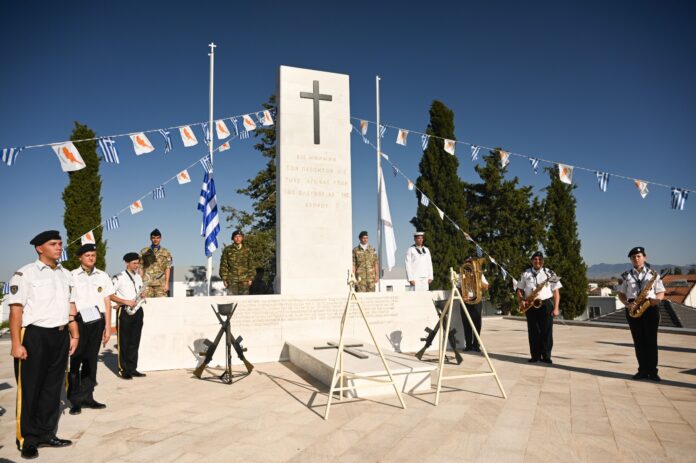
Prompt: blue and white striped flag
<box><xmin>420</xmin><ymin>193</ymin><xmax>430</xmax><ymax>207</ymax></box>
<box><xmin>197</xmin><ymin>172</ymin><xmax>220</xmax><ymax>256</ymax></box>
<box><xmin>152</xmin><ymin>185</ymin><xmax>165</xmax><ymax>200</ymax></box>
<box><xmin>2</xmin><ymin>281</ymin><xmax>9</xmax><ymax>295</ymax></box>
<box><xmin>392</xmin><ymin>166</ymin><xmax>398</xmax><ymax>177</ymax></box>
<box><xmin>470</xmin><ymin>145</ymin><xmax>480</xmax><ymax>162</ymax></box>
<box><xmin>200</xmin><ymin>155</ymin><xmax>213</xmax><ymax>173</ymax></box>
<box><xmin>362</xmin><ymin>134</ymin><xmax>370</xmax><ymax>145</ymax></box>
<box><xmin>671</xmin><ymin>188</ymin><xmax>688</xmax><ymax>211</ymax></box>
<box><xmin>239</xmin><ymin>130</ymin><xmax>250</xmax><ymax>140</ymax></box>
<box><xmin>60</xmin><ymin>248</ymin><xmax>68</xmax><ymax>263</ymax></box>
<box><xmin>158</xmin><ymin>129</ymin><xmax>172</xmax><ymax>153</ymax></box>
<box><xmin>98</xmin><ymin>137</ymin><xmax>120</xmax><ymax>164</ymax></box>
<box><xmin>530</xmin><ymin>157</ymin><xmax>539</xmax><ymax>174</ymax></box>
<box><xmin>2</xmin><ymin>147</ymin><xmax>24</xmax><ymax>166</ymax></box>
<box><xmin>421</xmin><ymin>134</ymin><xmax>430</xmax><ymax>151</ymax></box>
<box><xmin>230</xmin><ymin>117</ymin><xmax>239</xmax><ymax>136</ymax></box>
<box><xmin>379</xmin><ymin>125</ymin><xmax>386</xmax><ymax>138</ymax></box>
<box><xmin>501</xmin><ymin>267</ymin><xmax>508</xmax><ymax>280</ymax></box>
<box><xmin>476</xmin><ymin>245</ymin><xmax>483</xmax><ymax>258</ymax></box>
<box><xmin>105</xmin><ymin>216</ymin><xmax>119</xmax><ymax>231</ymax></box>
<box><xmin>596</xmin><ymin>171</ymin><xmax>610</xmax><ymax>192</ymax></box>
<box><xmin>201</xmin><ymin>123</ymin><xmax>211</xmax><ymax>146</ymax></box>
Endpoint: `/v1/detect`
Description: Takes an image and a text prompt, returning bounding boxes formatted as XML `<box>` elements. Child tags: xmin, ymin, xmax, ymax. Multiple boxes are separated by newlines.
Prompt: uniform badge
<box><xmin>98</xmin><ymin>286</ymin><xmax>103</xmax><ymax>293</ymax></box>
<box><xmin>10</xmin><ymin>285</ymin><xmax>18</xmax><ymax>294</ymax></box>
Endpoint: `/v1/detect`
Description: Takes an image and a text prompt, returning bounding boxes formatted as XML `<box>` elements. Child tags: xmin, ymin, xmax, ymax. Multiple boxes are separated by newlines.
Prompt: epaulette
<box><xmin>621</xmin><ymin>270</ymin><xmax>629</xmax><ymax>278</ymax></box>
<box><xmin>13</xmin><ymin>271</ymin><xmax>23</xmax><ymax>276</ymax></box>
<box><xmin>545</xmin><ymin>268</ymin><xmax>556</xmax><ymax>276</ymax></box>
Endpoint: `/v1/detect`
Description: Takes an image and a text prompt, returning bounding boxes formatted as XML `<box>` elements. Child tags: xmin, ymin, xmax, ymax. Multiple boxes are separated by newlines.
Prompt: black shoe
<box><xmin>633</xmin><ymin>371</ymin><xmax>648</xmax><ymax>380</ymax></box>
<box><xmin>464</xmin><ymin>346</ymin><xmax>473</xmax><ymax>351</ymax></box>
<box><xmin>69</xmin><ymin>405</ymin><xmax>82</xmax><ymax>415</ymax></box>
<box><xmin>541</xmin><ymin>357</ymin><xmax>553</xmax><ymax>364</ymax></box>
<box><xmin>131</xmin><ymin>371</ymin><xmax>146</xmax><ymax>377</ymax></box>
<box><xmin>472</xmin><ymin>346</ymin><xmax>481</xmax><ymax>352</ymax></box>
<box><xmin>83</xmin><ymin>400</ymin><xmax>106</xmax><ymax>409</ymax></box>
<box><xmin>20</xmin><ymin>444</ymin><xmax>38</xmax><ymax>459</ymax></box>
<box><xmin>528</xmin><ymin>358</ymin><xmax>539</xmax><ymax>363</ymax></box>
<box><xmin>648</xmin><ymin>373</ymin><xmax>661</xmax><ymax>382</ymax></box>
<box><xmin>120</xmin><ymin>371</ymin><xmax>133</xmax><ymax>380</ymax></box>
<box><xmin>39</xmin><ymin>436</ymin><xmax>72</xmax><ymax>448</ymax></box>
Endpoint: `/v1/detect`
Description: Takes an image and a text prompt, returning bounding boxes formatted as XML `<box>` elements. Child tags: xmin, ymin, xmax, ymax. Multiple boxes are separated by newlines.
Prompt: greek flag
<box><xmin>200</xmin><ymin>155</ymin><xmax>213</xmax><ymax>173</ymax></box>
<box><xmin>230</xmin><ymin>117</ymin><xmax>239</xmax><ymax>136</ymax></box>
<box><xmin>671</xmin><ymin>188</ymin><xmax>688</xmax><ymax>211</ymax></box>
<box><xmin>501</xmin><ymin>267</ymin><xmax>508</xmax><ymax>280</ymax></box>
<box><xmin>596</xmin><ymin>171</ymin><xmax>610</xmax><ymax>192</ymax></box>
<box><xmin>420</xmin><ymin>193</ymin><xmax>430</xmax><ymax>207</ymax></box>
<box><xmin>476</xmin><ymin>245</ymin><xmax>483</xmax><ymax>258</ymax></box>
<box><xmin>152</xmin><ymin>185</ymin><xmax>165</xmax><ymax>200</ymax></box>
<box><xmin>362</xmin><ymin>134</ymin><xmax>370</xmax><ymax>145</ymax></box>
<box><xmin>158</xmin><ymin>129</ymin><xmax>172</xmax><ymax>153</ymax></box>
<box><xmin>379</xmin><ymin>125</ymin><xmax>386</xmax><ymax>138</ymax></box>
<box><xmin>239</xmin><ymin>130</ymin><xmax>250</xmax><ymax>140</ymax></box>
<box><xmin>530</xmin><ymin>157</ymin><xmax>539</xmax><ymax>174</ymax></box>
<box><xmin>60</xmin><ymin>248</ymin><xmax>68</xmax><ymax>262</ymax></box>
<box><xmin>105</xmin><ymin>216</ymin><xmax>119</xmax><ymax>231</ymax></box>
<box><xmin>2</xmin><ymin>147</ymin><xmax>24</xmax><ymax>166</ymax></box>
<box><xmin>2</xmin><ymin>281</ymin><xmax>9</xmax><ymax>295</ymax></box>
<box><xmin>202</xmin><ymin>123</ymin><xmax>211</xmax><ymax>146</ymax></box>
<box><xmin>470</xmin><ymin>145</ymin><xmax>480</xmax><ymax>162</ymax></box>
<box><xmin>197</xmin><ymin>172</ymin><xmax>220</xmax><ymax>256</ymax></box>
<box><xmin>421</xmin><ymin>134</ymin><xmax>430</xmax><ymax>151</ymax></box>
<box><xmin>392</xmin><ymin>166</ymin><xmax>398</xmax><ymax>177</ymax></box>
<box><xmin>98</xmin><ymin>137</ymin><xmax>120</xmax><ymax>164</ymax></box>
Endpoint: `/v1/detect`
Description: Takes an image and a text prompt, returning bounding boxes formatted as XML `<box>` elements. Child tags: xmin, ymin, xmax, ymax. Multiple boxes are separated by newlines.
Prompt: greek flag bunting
<box><xmin>476</xmin><ymin>245</ymin><xmax>483</xmax><ymax>258</ymax></box>
<box><xmin>671</xmin><ymin>188</ymin><xmax>688</xmax><ymax>211</ymax></box>
<box><xmin>105</xmin><ymin>216</ymin><xmax>119</xmax><ymax>231</ymax></box>
<box><xmin>153</xmin><ymin>185</ymin><xmax>165</xmax><ymax>200</ymax></box>
<box><xmin>420</xmin><ymin>193</ymin><xmax>430</xmax><ymax>207</ymax></box>
<box><xmin>98</xmin><ymin>137</ymin><xmax>120</xmax><ymax>164</ymax></box>
<box><xmin>197</xmin><ymin>172</ymin><xmax>220</xmax><ymax>256</ymax></box>
<box><xmin>200</xmin><ymin>155</ymin><xmax>213</xmax><ymax>173</ymax></box>
<box><xmin>202</xmin><ymin>123</ymin><xmax>211</xmax><ymax>146</ymax></box>
<box><xmin>530</xmin><ymin>157</ymin><xmax>539</xmax><ymax>173</ymax></box>
<box><xmin>2</xmin><ymin>282</ymin><xmax>9</xmax><ymax>295</ymax></box>
<box><xmin>470</xmin><ymin>145</ymin><xmax>480</xmax><ymax>162</ymax></box>
<box><xmin>392</xmin><ymin>166</ymin><xmax>398</xmax><ymax>177</ymax></box>
<box><xmin>239</xmin><ymin>130</ymin><xmax>250</xmax><ymax>140</ymax></box>
<box><xmin>501</xmin><ymin>267</ymin><xmax>507</xmax><ymax>280</ymax></box>
<box><xmin>60</xmin><ymin>249</ymin><xmax>68</xmax><ymax>262</ymax></box>
<box><xmin>421</xmin><ymin>134</ymin><xmax>430</xmax><ymax>151</ymax></box>
<box><xmin>2</xmin><ymin>147</ymin><xmax>24</xmax><ymax>166</ymax></box>
<box><xmin>379</xmin><ymin>125</ymin><xmax>386</xmax><ymax>138</ymax></box>
<box><xmin>158</xmin><ymin>129</ymin><xmax>173</xmax><ymax>153</ymax></box>
<box><xmin>596</xmin><ymin>171</ymin><xmax>610</xmax><ymax>192</ymax></box>
<box><xmin>230</xmin><ymin>117</ymin><xmax>239</xmax><ymax>136</ymax></box>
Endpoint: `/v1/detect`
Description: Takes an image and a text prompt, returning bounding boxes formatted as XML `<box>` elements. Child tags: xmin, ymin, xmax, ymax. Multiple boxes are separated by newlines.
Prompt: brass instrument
<box><xmin>520</xmin><ymin>275</ymin><xmax>561</xmax><ymax>314</ymax></box>
<box><xmin>628</xmin><ymin>269</ymin><xmax>658</xmax><ymax>318</ymax></box>
<box><xmin>460</xmin><ymin>258</ymin><xmax>486</xmax><ymax>304</ymax></box>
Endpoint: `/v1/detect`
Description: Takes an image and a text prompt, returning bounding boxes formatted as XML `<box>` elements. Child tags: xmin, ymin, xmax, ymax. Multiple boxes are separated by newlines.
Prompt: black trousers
<box><xmin>462</xmin><ymin>302</ymin><xmax>483</xmax><ymax>349</ymax></box>
<box><xmin>525</xmin><ymin>299</ymin><xmax>554</xmax><ymax>360</ymax></box>
<box><xmin>14</xmin><ymin>325</ymin><xmax>69</xmax><ymax>450</ymax></box>
<box><xmin>117</xmin><ymin>306</ymin><xmax>143</xmax><ymax>374</ymax></box>
<box><xmin>68</xmin><ymin>314</ymin><xmax>105</xmax><ymax>406</ymax></box>
<box><xmin>626</xmin><ymin>303</ymin><xmax>660</xmax><ymax>375</ymax></box>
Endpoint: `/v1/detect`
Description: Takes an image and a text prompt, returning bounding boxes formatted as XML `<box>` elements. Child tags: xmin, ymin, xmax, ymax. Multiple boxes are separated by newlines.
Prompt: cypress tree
<box><xmin>466</xmin><ymin>150</ymin><xmax>544</xmax><ymax>313</ymax></box>
<box><xmin>542</xmin><ymin>167</ymin><xmax>588</xmax><ymax>319</ymax></box>
<box><xmin>410</xmin><ymin>101</ymin><xmax>469</xmax><ymax>289</ymax></box>
<box><xmin>62</xmin><ymin>122</ymin><xmax>105</xmax><ymax>271</ymax></box>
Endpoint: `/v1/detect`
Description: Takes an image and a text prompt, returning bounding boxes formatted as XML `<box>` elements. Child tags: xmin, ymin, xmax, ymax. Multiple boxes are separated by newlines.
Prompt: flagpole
<box><xmin>376</xmin><ymin>75</ymin><xmax>382</xmax><ymax>292</ymax></box>
<box><xmin>206</xmin><ymin>42</ymin><xmax>216</xmax><ymax>296</ymax></box>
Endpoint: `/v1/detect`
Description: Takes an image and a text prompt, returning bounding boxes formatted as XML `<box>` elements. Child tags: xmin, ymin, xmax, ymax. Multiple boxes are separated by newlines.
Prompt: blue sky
<box><xmin>1</xmin><ymin>1</ymin><xmax>695</xmax><ymax>280</ymax></box>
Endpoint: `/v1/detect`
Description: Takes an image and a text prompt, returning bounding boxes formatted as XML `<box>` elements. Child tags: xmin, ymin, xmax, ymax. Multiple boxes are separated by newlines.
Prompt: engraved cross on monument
<box><xmin>300</xmin><ymin>80</ymin><xmax>332</xmax><ymax>144</ymax></box>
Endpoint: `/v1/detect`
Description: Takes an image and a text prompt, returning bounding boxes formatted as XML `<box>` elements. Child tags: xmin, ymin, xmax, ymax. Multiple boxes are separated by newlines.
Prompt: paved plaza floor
<box><xmin>1</xmin><ymin>318</ymin><xmax>695</xmax><ymax>462</ymax></box>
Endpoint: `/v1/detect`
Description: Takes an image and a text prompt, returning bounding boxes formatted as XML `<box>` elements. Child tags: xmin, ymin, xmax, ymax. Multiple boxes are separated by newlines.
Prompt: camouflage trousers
<box><xmin>355</xmin><ymin>280</ymin><xmax>376</xmax><ymax>292</ymax></box>
<box><xmin>143</xmin><ymin>286</ymin><xmax>168</xmax><ymax>298</ymax></box>
<box><xmin>226</xmin><ymin>280</ymin><xmax>250</xmax><ymax>296</ymax></box>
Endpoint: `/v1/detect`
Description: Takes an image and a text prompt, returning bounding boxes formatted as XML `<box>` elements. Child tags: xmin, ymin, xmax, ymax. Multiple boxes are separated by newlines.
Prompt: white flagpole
<box><xmin>376</xmin><ymin>75</ymin><xmax>382</xmax><ymax>292</ymax></box>
<box><xmin>206</xmin><ymin>42</ymin><xmax>216</xmax><ymax>296</ymax></box>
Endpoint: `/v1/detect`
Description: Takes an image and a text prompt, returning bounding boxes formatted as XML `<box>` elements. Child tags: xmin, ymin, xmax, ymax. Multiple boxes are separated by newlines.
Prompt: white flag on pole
<box><xmin>379</xmin><ymin>168</ymin><xmax>397</xmax><ymax>271</ymax></box>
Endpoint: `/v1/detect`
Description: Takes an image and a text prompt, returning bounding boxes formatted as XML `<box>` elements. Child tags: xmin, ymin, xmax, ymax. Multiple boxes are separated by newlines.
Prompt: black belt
<box><xmin>30</xmin><ymin>324</ymin><xmax>68</xmax><ymax>331</ymax></box>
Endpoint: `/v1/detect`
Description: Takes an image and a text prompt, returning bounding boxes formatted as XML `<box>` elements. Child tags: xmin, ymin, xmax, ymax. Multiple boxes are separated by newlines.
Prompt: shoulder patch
<box><xmin>10</xmin><ymin>285</ymin><xmax>18</xmax><ymax>294</ymax></box>
<box><xmin>621</xmin><ymin>271</ymin><xmax>629</xmax><ymax>278</ymax></box>
<box><xmin>13</xmin><ymin>272</ymin><xmax>23</xmax><ymax>276</ymax></box>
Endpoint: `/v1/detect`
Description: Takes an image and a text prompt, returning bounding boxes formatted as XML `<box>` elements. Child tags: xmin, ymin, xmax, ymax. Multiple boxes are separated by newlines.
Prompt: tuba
<box><xmin>460</xmin><ymin>258</ymin><xmax>486</xmax><ymax>304</ymax></box>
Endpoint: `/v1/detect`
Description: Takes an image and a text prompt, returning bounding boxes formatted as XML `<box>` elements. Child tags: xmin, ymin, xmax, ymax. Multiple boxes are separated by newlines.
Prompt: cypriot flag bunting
<box><xmin>179</xmin><ymin>126</ymin><xmax>198</xmax><ymax>147</ymax></box>
<box><xmin>242</xmin><ymin>114</ymin><xmax>256</xmax><ymax>132</ymax></box>
<box><xmin>444</xmin><ymin>139</ymin><xmax>456</xmax><ymax>155</ymax></box>
<box><xmin>261</xmin><ymin>110</ymin><xmax>274</xmax><ymax>126</ymax></box>
<box><xmin>558</xmin><ymin>163</ymin><xmax>574</xmax><ymax>184</ymax></box>
<box><xmin>130</xmin><ymin>200</ymin><xmax>144</xmax><ymax>214</ymax></box>
<box><xmin>215</xmin><ymin>120</ymin><xmax>230</xmax><ymax>139</ymax></box>
<box><xmin>360</xmin><ymin>120</ymin><xmax>368</xmax><ymax>135</ymax></box>
<box><xmin>51</xmin><ymin>142</ymin><xmax>86</xmax><ymax>172</ymax></box>
<box><xmin>129</xmin><ymin>133</ymin><xmax>155</xmax><ymax>155</ymax></box>
<box><xmin>396</xmin><ymin>129</ymin><xmax>409</xmax><ymax>146</ymax></box>
<box><xmin>634</xmin><ymin>180</ymin><xmax>649</xmax><ymax>199</ymax></box>
<box><xmin>219</xmin><ymin>141</ymin><xmax>230</xmax><ymax>152</ymax></box>
<box><xmin>499</xmin><ymin>150</ymin><xmax>510</xmax><ymax>168</ymax></box>
<box><xmin>177</xmin><ymin>170</ymin><xmax>191</xmax><ymax>184</ymax></box>
<box><xmin>80</xmin><ymin>231</ymin><xmax>95</xmax><ymax>245</ymax></box>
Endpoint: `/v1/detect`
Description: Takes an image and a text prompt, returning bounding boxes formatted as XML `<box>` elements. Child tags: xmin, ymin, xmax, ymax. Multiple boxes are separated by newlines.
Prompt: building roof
<box><xmin>591</xmin><ymin>300</ymin><xmax>696</xmax><ymax>329</ymax></box>
<box><xmin>661</xmin><ymin>274</ymin><xmax>696</xmax><ymax>305</ymax></box>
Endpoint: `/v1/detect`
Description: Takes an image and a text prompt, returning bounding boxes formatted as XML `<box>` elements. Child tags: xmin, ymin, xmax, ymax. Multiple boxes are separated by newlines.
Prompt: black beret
<box><xmin>232</xmin><ymin>230</ymin><xmax>244</xmax><ymax>239</ymax></box>
<box><xmin>150</xmin><ymin>229</ymin><xmax>161</xmax><ymax>237</ymax></box>
<box><xmin>77</xmin><ymin>243</ymin><xmax>97</xmax><ymax>256</ymax></box>
<box><xmin>123</xmin><ymin>252</ymin><xmax>140</xmax><ymax>262</ymax></box>
<box><xmin>628</xmin><ymin>247</ymin><xmax>645</xmax><ymax>257</ymax></box>
<box><xmin>531</xmin><ymin>251</ymin><xmax>544</xmax><ymax>259</ymax></box>
<box><xmin>30</xmin><ymin>230</ymin><xmax>61</xmax><ymax>246</ymax></box>
<box><xmin>359</xmin><ymin>231</ymin><xmax>368</xmax><ymax>238</ymax></box>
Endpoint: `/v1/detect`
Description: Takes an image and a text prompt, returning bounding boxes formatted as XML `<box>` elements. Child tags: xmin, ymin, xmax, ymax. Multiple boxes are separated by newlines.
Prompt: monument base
<box><xmin>287</xmin><ymin>339</ymin><xmax>436</xmax><ymax>398</ymax></box>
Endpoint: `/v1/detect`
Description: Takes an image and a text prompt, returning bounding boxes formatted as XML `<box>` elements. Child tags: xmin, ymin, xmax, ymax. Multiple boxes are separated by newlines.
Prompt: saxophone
<box><xmin>460</xmin><ymin>258</ymin><xmax>486</xmax><ymax>304</ymax></box>
<box><xmin>520</xmin><ymin>274</ymin><xmax>561</xmax><ymax>314</ymax></box>
<box><xmin>628</xmin><ymin>269</ymin><xmax>658</xmax><ymax>318</ymax></box>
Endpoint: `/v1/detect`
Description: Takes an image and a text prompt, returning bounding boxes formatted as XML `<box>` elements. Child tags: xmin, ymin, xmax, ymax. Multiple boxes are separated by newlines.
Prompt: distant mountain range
<box><xmin>587</xmin><ymin>263</ymin><xmax>696</xmax><ymax>279</ymax></box>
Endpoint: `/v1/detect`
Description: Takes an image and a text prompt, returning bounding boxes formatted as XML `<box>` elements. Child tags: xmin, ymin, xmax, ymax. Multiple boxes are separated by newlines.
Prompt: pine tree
<box><xmin>221</xmin><ymin>95</ymin><xmax>277</xmax><ymax>286</ymax></box>
<box><xmin>466</xmin><ymin>150</ymin><xmax>544</xmax><ymax>313</ymax></box>
<box><xmin>62</xmin><ymin>122</ymin><xmax>105</xmax><ymax>271</ymax></box>
<box><xmin>410</xmin><ymin>101</ymin><xmax>469</xmax><ymax>289</ymax></box>
<box><xmin>542</xmin><ymin>167</ymin><xmax>588</xmax><ymax>319</ymax></box>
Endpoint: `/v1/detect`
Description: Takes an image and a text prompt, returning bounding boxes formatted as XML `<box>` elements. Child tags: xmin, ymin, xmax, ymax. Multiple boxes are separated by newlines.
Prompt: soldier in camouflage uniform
<box><xmin>139</xmin><ymin>229</ymin><xmax>172</xmax><ymax>298</ymax></box>
<box><xmin>219</xmin><ymin>230</ymin><xmax>254</xmax><ymax>295</ymax></box>
<box><xmin>352</xmin><ymin>231</ymin><xmax>379</xmax><ymax>292</ymax></box>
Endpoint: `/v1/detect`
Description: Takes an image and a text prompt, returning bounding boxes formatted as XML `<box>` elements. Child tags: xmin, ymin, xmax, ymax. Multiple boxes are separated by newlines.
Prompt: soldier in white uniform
<box><xmin>7</xmin><ymin>230</ymin><xmax>77</xmax><ymax>459</ymax></box>
<box><xmin>111</xmin><ymin>252</ymin><xmax>146</xmax><ymax>380</ymax></box>
<box><xmin>617</xmin><ymin>246</ymin><xmax>665</xmax><ymax>381</ymax></box>
<box><xmin>516</xmin><ymin>251</ymin><xmax>562</xmax><ymax>364</ymax></box>
<box><xmin>405</xmin><ymin>232</ymin><xmax>433</xmax><ymax>291</ymax></box>
<box><xmin>67</xmin><ymin>243</ymin><xmax>114</xmax><ymax>415</ymax></box>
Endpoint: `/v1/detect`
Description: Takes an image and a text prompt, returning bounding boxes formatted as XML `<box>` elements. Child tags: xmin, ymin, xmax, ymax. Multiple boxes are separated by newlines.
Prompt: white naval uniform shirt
<box><xmin>516</xmin><ymin>267</ymin><xmax>562</xmax><ymax>301</ymax></box>
<box><xmin>70</xmin><ymin>267</ymin><xmax>114</xmax><ymax>314</ymax></box>
<box><xmin>618</xmin><ymin>266</ymin><xmax>665</xmax><ymax>300</ymax></box>
<box><xmin>405</xmin><ymin>245</ymin><xmax>433</xmax><ymax>291</ymax></box>
<box><xmin>112</xmin><ymin>270</ymin><xmax>143</xmax><ymax>302</ymax></box>
<box><xmin>6</xmin><ymin>260</ymin><xmax>71</xmax><ymax>328</ymax></box>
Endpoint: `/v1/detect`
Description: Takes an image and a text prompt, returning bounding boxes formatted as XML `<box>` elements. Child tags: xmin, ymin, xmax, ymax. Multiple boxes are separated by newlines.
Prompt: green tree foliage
<box><xmin>62</xmin><ymin>122</ymin><xmax>105</xmax><ymax>271</ymax></box>
<box><xmin>410</xmin><ymin>101</ymin><xmax>469</xmax><ymax>289</ymax></box>
<box><xmin>221</xmin><ymin>95</ymin><xmax>277</xmax><ymax>287</ymax></box>
<box><xmin>542</xmin><ymin>167</ymin><xmax>588</xmax><ymax>319</ymax></box>
<box><xmin>688</xmin><ymin>266</ymin><xmax>696</xmax><ymax>275</ymax></box>
<box><xmin>466</xmin><ymin>150</ymin><xmax>544</xmax><ymax>313</ymax></box>
<box><xmin>673</xmin><ymin>267</ymin><xmax>683</xmax><ymax>275</ymax></box>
